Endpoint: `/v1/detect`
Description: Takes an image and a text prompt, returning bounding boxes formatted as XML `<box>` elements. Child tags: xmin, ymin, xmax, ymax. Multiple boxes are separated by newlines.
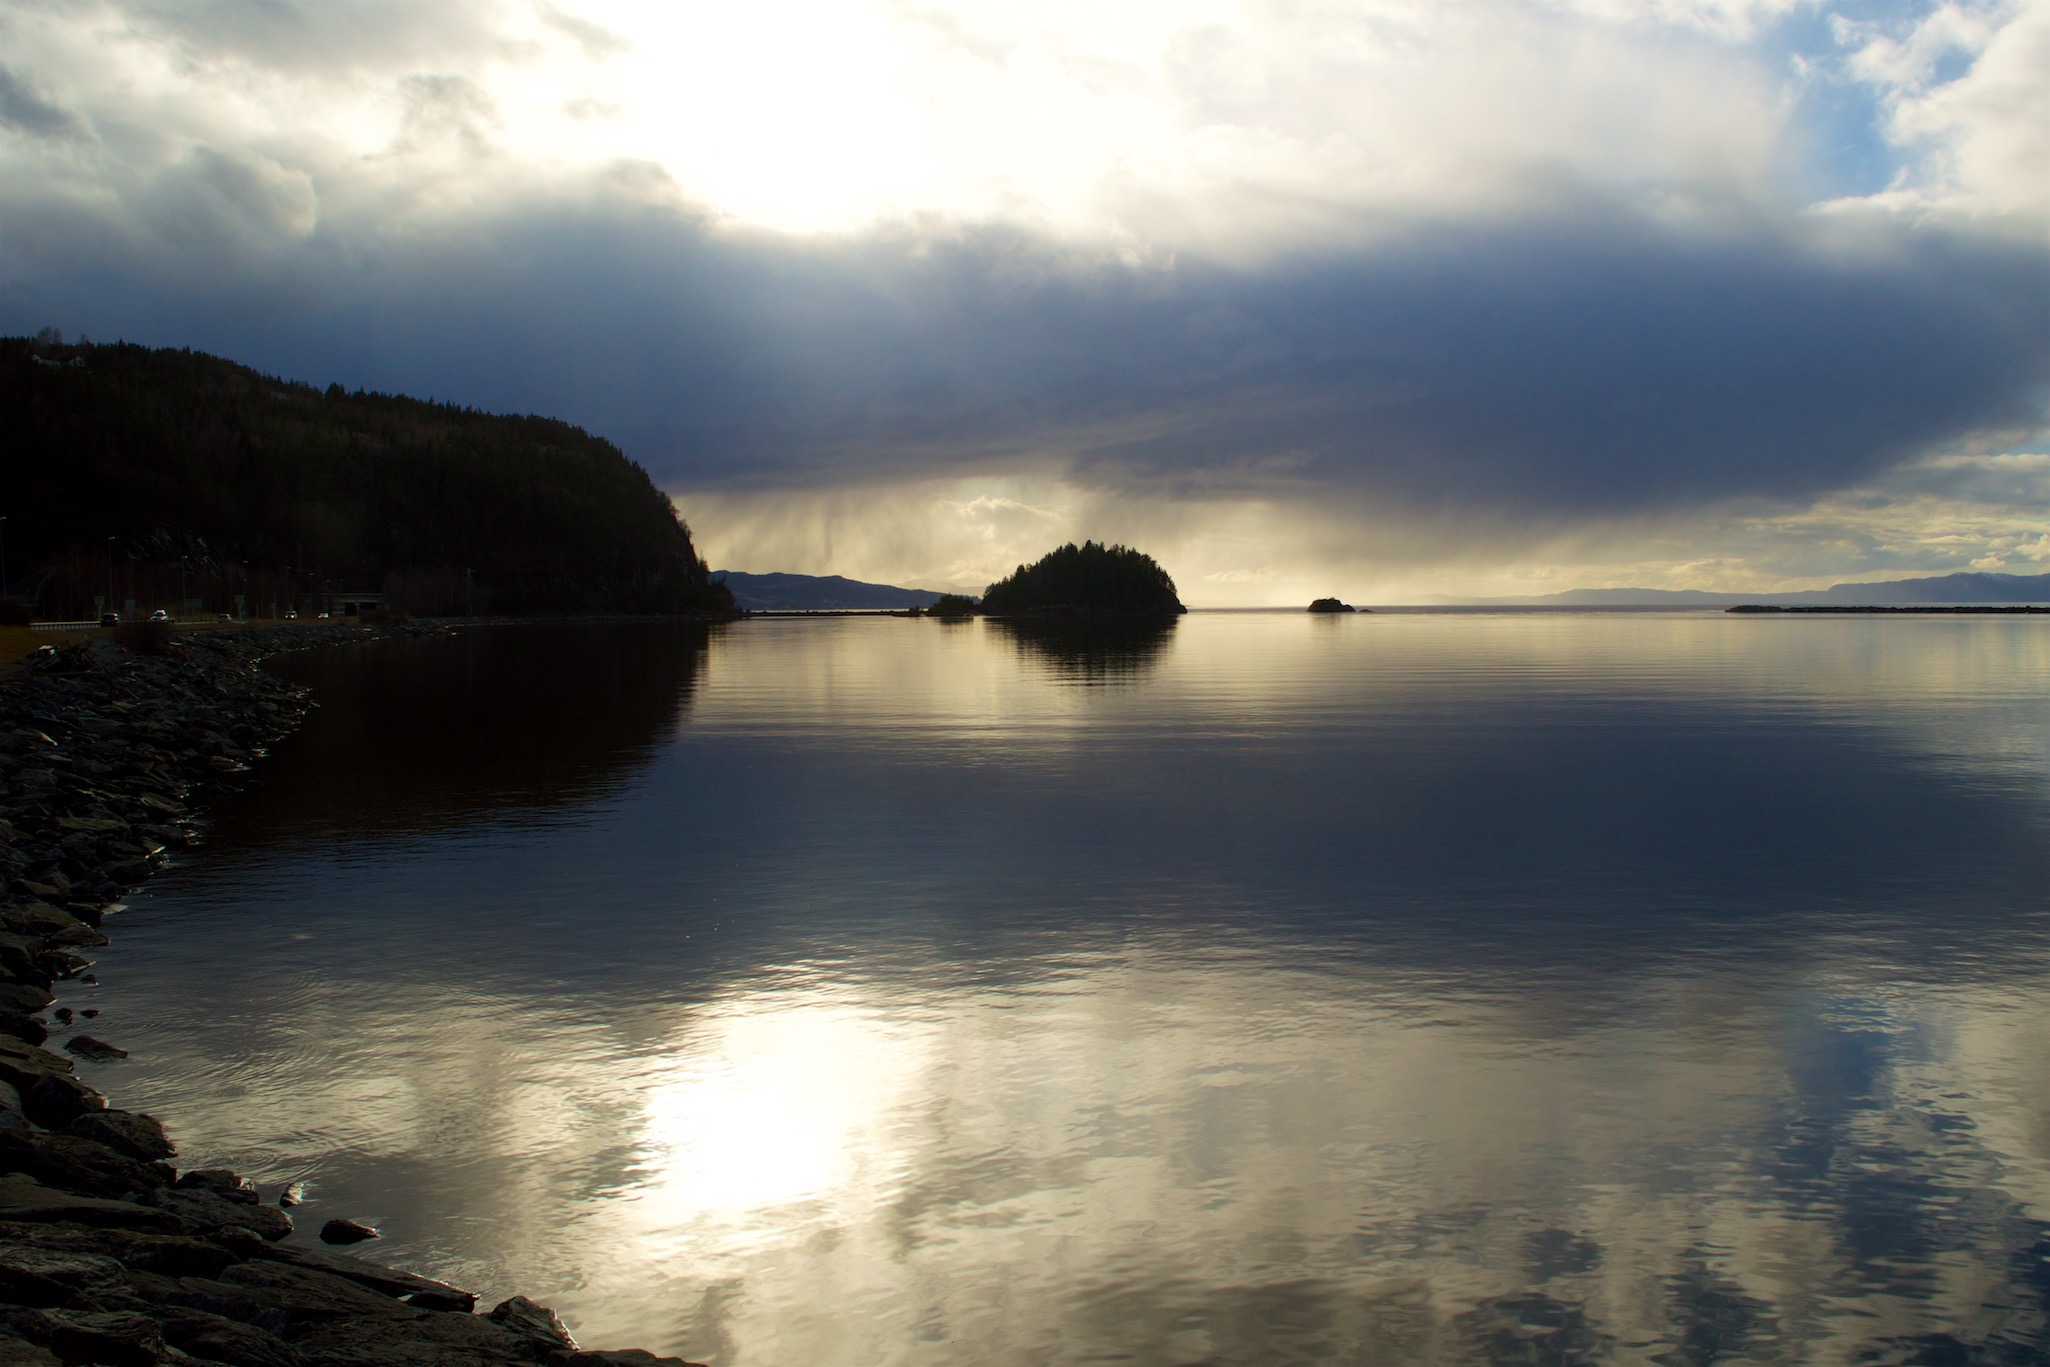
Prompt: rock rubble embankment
<box><xmin>0</xmin><ymin>627</ymin><xmax>703</xmax><ymax>1367</ymax></box>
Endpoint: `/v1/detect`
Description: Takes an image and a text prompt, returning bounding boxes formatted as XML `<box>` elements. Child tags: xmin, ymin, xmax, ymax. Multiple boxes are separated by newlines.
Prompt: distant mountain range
<box><xmin>1488</xmin><ymin>571</ymin><xmax>2050</xmax><ymax>607</ymax></box>
<box><xmin>712</xmin><ymin>570</ymin><xmax>953</xmax><ymax>610</ymax></box>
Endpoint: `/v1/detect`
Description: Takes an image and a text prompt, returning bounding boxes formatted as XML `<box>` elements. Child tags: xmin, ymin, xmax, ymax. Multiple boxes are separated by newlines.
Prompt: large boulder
<box><xmin>61</xmin><ymin>1112</ymin><xmax>172</xmax><ymax>1163</ymax></box>
<box><xmin>291</xmin><ymin>1312</ymin><xmax>546</xmax><ymax>1367</ymax></box>
<box><xmin>36</xmin><ymin>1308</ymin><xmax>164</xmax><ymax>1367</ymax></box>
<box><xmin>0</xmin><ymin>1130</ymin><xmax>172</xmax><ymax>1200</ymax></box>
<box><xmin>0</xmin><ymin>1248</ymin><xmax>124</xmax><ymax>1309</ymax></box>
<box><xmin>215</xmin><ymin>1261</ymin><xmax>417</xmax><ymax>1328</ymax></box>
<box><xmin>0</xmin><ymin>1329</ymin><xmax>61</xmax><ymax>1367</ymax></box>
<box><xmin>153</xmin><ymin>1306</ymin><xmax>307</xmax><ymax>1367</ymax></box>
<box><xmin>57</xmin><ymin>1038</ymin><xmax>124</xmax><ymax>1064</ymax></box>
<box><xmin>0</xmin><ymin>1019</ymin><xmax>47</xmax><ymax>1049</ymax></box>
<box><xmin>487</xmin><ymin>1298</ymin><xmax>573</xmax><ymax>1354</ymax></box>
<box><xmin>0</xmin><ymin>989</ymin><xmax>51</xmax><ymax>1021</ymax></box>
<box><xmin>0</xmin><ymin>1043</ymin><xmax>70</xmax><ymax>1097</ymax></box>
<box><xmin>0</xmin><ymin>1176</ymin><xmax>177</xmax><ymax>1232</ymax></box>
<box><xmin>0</xmin><ymin>1222</ymin><xmax>233</xmax><ymax>1279</ymax></box>
<box><xmin>551</xmin><ymin>1351</ymin><xmax>709</xmax><ymax>1367</ymax></box>
<box><xmin>176</xmin><ymin>1169</ymin><xmax>257</xmax><ymax>1204</ymax></box>
<box><xmin>318</xmin><ymin>1220</ymin><xmax>376</xmax><ymax>1247</ymax></box>
<box><xmin>142</xmin><ymin>1189</ymin><xmax>292</xmax><ymax>1242</ymax></box>
<box><xmin>261</xmin><ymin>1246</ymin><xmax>474</xmax><ymax>1313</ymax></box>
<box><xmin>20</xmin><ymin>1077</ymin><xmax>101</xmax><ymax>1131</ymax></box>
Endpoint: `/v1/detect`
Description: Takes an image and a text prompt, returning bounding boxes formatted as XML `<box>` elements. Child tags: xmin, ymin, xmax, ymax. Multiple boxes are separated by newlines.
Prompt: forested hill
<box><xmin>981</xmin><ymin>542</ymin><xmax>1186</xmax><ymax>615</ymax></box>
<box><xmin>0</xmin><ymin>337</ymin><xmax>731</xmax><ymax>617</ymax></box>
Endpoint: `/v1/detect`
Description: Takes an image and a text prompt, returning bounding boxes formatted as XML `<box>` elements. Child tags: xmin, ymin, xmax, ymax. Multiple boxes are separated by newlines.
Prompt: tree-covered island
<box><xmin>979</xmin><ymin>542</ymin><xmax>1187</xmax><ymax>616</ymax></box>
<box><xmin>925</xmin><ymin>594</ymin><xmax>980</xmax><ymax>617</ymax></box>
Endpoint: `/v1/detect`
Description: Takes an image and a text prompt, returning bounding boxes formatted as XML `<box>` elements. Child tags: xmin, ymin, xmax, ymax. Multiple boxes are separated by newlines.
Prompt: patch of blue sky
<box><xmin>1758</xmin><ymin>0</ymin><xmax>1927</xmax><ymax>202</ymax></box>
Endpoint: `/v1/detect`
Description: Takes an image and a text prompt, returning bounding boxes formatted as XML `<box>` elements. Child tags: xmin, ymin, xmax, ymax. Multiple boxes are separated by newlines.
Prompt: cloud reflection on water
<box><xmin>77</xmin><ymin>615</ymin><xmax>2050</xmax><ymax>1364</ymax></box>
<box><xmin>105</xmin><ymin>943</ymin><xmax>2050</xmax><ymax>1361</ymax></box>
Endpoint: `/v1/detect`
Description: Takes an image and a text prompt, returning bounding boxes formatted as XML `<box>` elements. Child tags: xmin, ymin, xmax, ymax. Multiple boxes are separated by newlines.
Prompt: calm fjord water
<box><xmin>73</xmin><ymin>614</ymin><xmax>2050</xmax><ymax>1364</ymax></box>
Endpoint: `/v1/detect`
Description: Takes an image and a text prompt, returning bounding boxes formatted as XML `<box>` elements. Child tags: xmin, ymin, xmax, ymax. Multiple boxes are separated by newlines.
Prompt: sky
<box><xmin>1</xmin><ymin>0</ymin><xmax>2046</xmax><ymax>603</ymax></box>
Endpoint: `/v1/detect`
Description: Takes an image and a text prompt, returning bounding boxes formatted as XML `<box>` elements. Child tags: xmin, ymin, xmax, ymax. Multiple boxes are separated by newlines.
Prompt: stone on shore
<box><xmin>143</xmin><ymin>1189</ymin><xmax>293</xmax><ymax>1242</ymax></box>
<box><xmin>152</xmin><ymin>1304</ymin><xmax>309</xmax><ymax>1367</ymax></box>
<box><xmin>0</xmin><ymin>910</ymin><xmax>102</xmax><ymax>952</ymax></box>
<box><xmin>36</xmin><ymin>1307</ymin><xmax>165</xmax><ymax>1367</ymax></box>
<box><xmin>0</xmin><ymin>1221</ymin><xmax>236</xmax><ymax>1278</ymax></box>
<box><xmin>0</xmin><ymin>1022</ymin><xmax>44</xmax><ymax>1051</ymax></box>
<box><xmin>176</xmin><ymin>1169</ymin><xmax>258</xmax><ymax>1203</ymax></box>
<box><xmin>0</xmin><ymin>1045</ymin><xmax>67</xmax><ymax>1099</ymax></box>
<box><xmin>0</xmin><ymin>1330</ymin><xmax>61</xmax><ymax>1367</ymax></box>
<box><xmin>0</xmin><ymin>1247</ymin><xmax>125</xmax><ymax>1308</ymax></box>
<box><xmin>319</xmin><ymin>1219</ymin><xmax>378</xmax><ymax>1247</ymax></box>
<box><xmin>19</xmin><ymin>1078</ymin><xmax>102</xmax><ymax>1132</ymax></box>
<box><xmin>0</xmin><ymin>1175</ymin><xmax>179</xmax><ymax>1231</ymax></box>
<box><xmin>0</xmin><ymin>1129</ymin><xmax>173</xmax><ymax>1199</ymax></box>
<box><xmin>216</xmin><ymin>1259</ymin><xmax>417</xmax><ymax>1325</ymax></box>
<box><xmin>56</xmin><ymin>1039</ymin><xmax>123</xmax><ymax>1064</ymax></box>
<box><xmin>263</xmin><ymin>1246</ymin><xmax>475</xmax><ymax>1313</ymax></box>
<box><xmin>488</xmin><ymin>1297</ymin><xmax>575</xmax><ymax>1353</ymax></box>
<box><xmin>290</xmin><ymin>1310</ymin><xmax>555</xmax><ymax>1367</ymax></box>
<box><xmin>61</xmin><ymin>1111</ymin><xmax>172</xmax><ymax>1163</ymax></box>
<box><xmin>208</xmin><ymin>1225</ymin><xmax>270</xmax><ymax>1260</ymax></box>
<box><xmin>552</xmin><ymin>1350</ymin><xmax>711</xmax><ymax>1367</ymax></box>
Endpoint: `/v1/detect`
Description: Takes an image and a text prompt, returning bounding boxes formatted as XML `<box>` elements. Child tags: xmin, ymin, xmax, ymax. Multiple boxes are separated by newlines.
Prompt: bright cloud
<box><xmin>8</xmin><ymin>0</ymin><xmax>2041</xmax><ymax>237</ymax></box>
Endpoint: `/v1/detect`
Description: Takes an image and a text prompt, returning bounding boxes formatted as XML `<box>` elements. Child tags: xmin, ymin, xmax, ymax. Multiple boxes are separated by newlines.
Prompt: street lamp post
<box><xmin>0</xmin><ymin>516</ymin><xmax>10</xmax><ymax>600</ymax></box>
<box><xmin>106</xmin><ymin>537</ymin><xmax>115</xmax><ymax>618</ymax></box>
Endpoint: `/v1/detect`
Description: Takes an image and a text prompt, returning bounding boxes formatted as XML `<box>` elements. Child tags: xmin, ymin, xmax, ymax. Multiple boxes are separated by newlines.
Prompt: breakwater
<box><xmin>0</xmin><ymin>627</ymin><xmax>701</xmax><ymax>1367</ymax></box>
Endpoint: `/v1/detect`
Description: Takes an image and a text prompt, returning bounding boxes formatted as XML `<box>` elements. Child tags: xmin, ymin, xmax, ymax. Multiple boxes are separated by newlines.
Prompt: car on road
<box><xmin>99</xmin><ymin>612</ymin><xmax>119</xmax><ymax>627</ymax></box>
<box><xmin>149</xmin><ymin>609</ymin><xmax>170</xmax><ymax>623</ymax></box>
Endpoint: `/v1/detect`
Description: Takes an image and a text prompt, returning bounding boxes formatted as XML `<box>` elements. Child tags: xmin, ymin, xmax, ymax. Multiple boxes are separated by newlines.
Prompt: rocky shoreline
<box><xmin>0</xmin><ymin>626</ymin><xmax>701</xmax><ymax>1367</ymax></box>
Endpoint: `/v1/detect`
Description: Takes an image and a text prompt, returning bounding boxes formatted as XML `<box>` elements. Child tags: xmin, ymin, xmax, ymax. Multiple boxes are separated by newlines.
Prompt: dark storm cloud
<box><xmin>4</xmin><ymin>177</ymin><xmax>2046</xmax><ymax>517</ymax></box>
<box><xmin>0</xmin><ymin>67</ymin><xmax>85</xmax><ymax>141</ymax></box>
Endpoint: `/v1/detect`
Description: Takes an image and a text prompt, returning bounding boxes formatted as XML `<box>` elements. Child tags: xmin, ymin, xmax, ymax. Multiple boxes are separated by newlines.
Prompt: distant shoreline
<box><xmin>1727</xmin><ymin>604</ymin><xmax>2050</xmax><ymax>615</ymax></box>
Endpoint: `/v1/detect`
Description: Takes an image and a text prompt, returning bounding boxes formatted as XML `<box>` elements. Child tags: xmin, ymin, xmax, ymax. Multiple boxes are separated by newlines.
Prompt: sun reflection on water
<box><xmin>632</xmin><ymin>990</ymin><xmax>929</xmax><ymax>1237</ymax></box>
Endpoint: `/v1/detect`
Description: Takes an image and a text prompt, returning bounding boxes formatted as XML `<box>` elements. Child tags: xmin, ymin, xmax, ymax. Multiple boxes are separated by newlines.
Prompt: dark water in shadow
<box><xmin>985</xmin><ymin>617</ymin><xmax>1179</xmax><ymax>684</ymax></box>
<box><xmin>67</xmin><ymin>614</ymin><xmax>2050</xmax><ymax>1364</ymax></box>
<box><xmin>203</xmin><ymin>622</ymin><xmax>712</xmax><ymax>842</ymax></box>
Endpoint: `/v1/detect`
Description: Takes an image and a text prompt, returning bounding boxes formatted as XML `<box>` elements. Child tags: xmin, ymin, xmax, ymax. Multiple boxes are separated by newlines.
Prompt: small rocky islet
<box><xmin>0</xmin><ymin>625</ymin><xmax>703</xmax><ymax>1367</ymax></box>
